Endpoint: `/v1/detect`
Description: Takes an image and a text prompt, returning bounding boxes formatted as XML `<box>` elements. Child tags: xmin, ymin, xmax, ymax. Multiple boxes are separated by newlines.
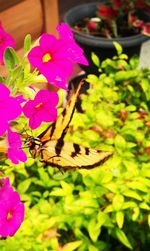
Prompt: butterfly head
<box><xmin>23</xmin><ymin>135</ymin><xmax>42</xmax><ymax>158</ymax></box>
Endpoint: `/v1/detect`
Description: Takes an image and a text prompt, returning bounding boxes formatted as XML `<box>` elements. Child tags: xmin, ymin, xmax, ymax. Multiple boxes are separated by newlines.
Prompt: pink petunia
<box><xmin>0</xmin><ymin>23</ymin><xmax>14</xmax><ymax>65</ymax></box>
<box><xmin>0</xmin><ymin>83</ymin><xmax>22</xmax><ymax>136</ymax></box>
<box><xmin>57</xmin><ymin>23</ymin><xmax>89</xmax><ymax>66</ymax></box>
<box><xmin>0</xmin><ymin>185</ymin><xmax>25</xmax><ymax>237</ymax></box>
<box><xmin>0</xmin><ymin>177</ymin><xmax>13</xmax><ymax>199</ymax></box>
<box><xmin>7</xmin><ymin>129</ymin><xmax>27</xmax><ymax>164</ymax></box>
<box><xmin>23</xmin><ymin>89</ymin><xmax>59</xmax><ymax>129</ymax></box>
<box><xmin>28</xmin><ymin>23</ymin><xmax>88</xmax><ymax>90</ymax></box>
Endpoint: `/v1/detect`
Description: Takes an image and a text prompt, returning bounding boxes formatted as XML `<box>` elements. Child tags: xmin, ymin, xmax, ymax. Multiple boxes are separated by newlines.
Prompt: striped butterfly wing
<box><xmin>40</xmin><ymin>140</ymin><xmax>113</xmax><ymax>170</ymax></box>
<box><xmin>38</xmin><ymin>82</ymin><xmax>83</xmax><ymax>142</ymax></box>
<box><xmin>35</xmin><ymin>82</ymin><xmax>113</xmax><ymax>169</ymax></box>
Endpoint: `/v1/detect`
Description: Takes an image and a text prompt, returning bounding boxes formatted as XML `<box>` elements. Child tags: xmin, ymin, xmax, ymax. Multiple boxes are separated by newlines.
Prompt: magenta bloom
<box><xmin>23</xmin><ymin>89</ymin><xmax>58</xmax><ymax>129</ymax></box>
<box><xmin>0</xmin><ymin>187</ymin><xmax>24</xmax><ymax>237</ymax></box>
<box><xmin>28</xmin><ymin>23</ymin><xmax>88</xmax><ymax>90</ymax></box>
<box><xmin>0</xmin><ymin>23</ymin><xmax>14</xmax><ymax>65</ymax></box>
<box><xmin>0</xmin><ymin>83</ymin><xmax>22</xmax><ymax>136</ymax></box>
<box><xmin>7</xmin><ymin>129</ymin><xmax>27</xmax><ymax>164</ymax></box>
<box><xmin>57</xmin><ymin>23</ymin><xmax>89</xmax><ymax>66</ymax></box>
<box><xmin>0</xmin><ymin>177</ymin><xmax>13</xmax><ymax>199</ymax></box>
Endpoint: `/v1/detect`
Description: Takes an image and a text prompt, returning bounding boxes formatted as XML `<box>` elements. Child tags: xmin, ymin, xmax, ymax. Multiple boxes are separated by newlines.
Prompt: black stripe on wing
<box><xmin>38</xmin><ymin>82</ymin><xmax>83</xmax><ymax>143</ymax></box>
<box><xmin>71</xmin><ymin>143</ymin><xmax>81</xmax><ymax>157</ymax></box>
<box><xmin>43</xmin><ymin>152</ymin><xmax>113</xmax><ymax>170</ymax></box>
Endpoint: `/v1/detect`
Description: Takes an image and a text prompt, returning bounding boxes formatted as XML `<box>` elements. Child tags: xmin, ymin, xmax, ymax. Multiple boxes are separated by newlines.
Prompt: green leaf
<box><xmin>60</xmin><ymin>180</ymin><xmax>74</xmax><ymax>195</ymax></box>
<box><xmin>123</xmin><ymin>190</ymin><xmax>142</xmax><ymax>201</ymax></box>
<box><xmin>4</xmin><ymin>47</ymin><xmax>19</xmax><ymax>71</ymax></box>
<box><xmin>114</xmin><ymin>135</ymin><xmax>126</xmax><ymax>153</ymax></box>
<box><xmin>61</xmin><ymin>241</ymin><xmax>82</xmax><ymax>251</ymax></box>
<box><xmin>86</xmin><ymin>74</ymin><xmax>99</xmax><ymax>84</ymax></box>
<box><xmin>112</xmin><ymin>194</ymin><xmax>124</xmax><ymax>211</ymax></box>
<box><xmin>50</xmin><ymin>188</ymin><xmax>65</xmax><ymax>196</ymax></box>
<box><xmin>113</xmin><ymin>42</ymin><xmax>123</xmax><ymax>55</ymax></box>
<box><xmin>17</xmin><ymin>178</ymin><xmax>32</xmax><ymax>194</ymax></box>
<box><xmin>88</xmin><ymin>219</ymin><xmax>101</xmax><ymax>242</ymax></box>
<box><xmin>24</xmin><ymin>34</ymin><xmax>32</xmax><ymax>54</ymax></box>
<box><xmin>140</xmin><ymin>78</ymin><xmax>150</xmax><ymax>100</ymax></box>
<box><xmin>115</xmin><ymin>228</ymin><xmax>132</xmax><ymax>249</ymax></box>
<box><xmin>126</xmin><ymin>181</ymin><xmax>148</xmax><ymax>193</ymax></box>
<box><xmin>129</xmin><ymin>55</ymin><xmax>139</xmax><ymax>69</ymax></box>
<box><xmin>115</xmin><ymin>70</ymin><xmax>138</xmax><ymax>82</ymax></box>
<box><xmin>116</xmin><ymin>211</ymin><xmax>124</xmax><ymax>229</ymax></box>
<box><xmin>89</xmin><ymin>245</ymin><xmax>99</xmax><ymax>251</ymax></box>
<box><xmin>91</xmin><ymin>52</ymin><xmax>100</xmax><ymax>67</ymax></box>
<box><xmin>119</xmin><ymin>54</ymin><xmax>128</xmax><ymax>60</ymax></box>
<box><xmin>0</xmin><ymin>76</ymin><xmax>5</xmax><ymax>83</ymax></box>
<box><xmin>148</xmin><ymin>214</ymin><xmax>150</xmax><ymax>227</ymax></box>
<box><xmin>38</xmin><ymin>168</ymin><xmax>50</xmax><ymax>187</ymax></box>
<box><xmin>141</xmin><ymin>168</ymin><xmax>150</xmax><ymax>178</ymax></box>
<box><xmin>132</xmin><ymin>207</ymin><xmax>140</xmax><ymax>221</ymax></box>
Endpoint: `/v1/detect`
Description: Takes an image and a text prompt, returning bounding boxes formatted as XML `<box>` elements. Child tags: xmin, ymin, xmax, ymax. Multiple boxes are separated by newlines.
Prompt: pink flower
<box><xmin>23</xmin><ymin>89</ymin><xmax>58</xmax><ymax>129</ymax></box>
<box><xmin>0</xmin><ymin>23</ymin><xmax>14</xmax><ymax>65</ymax></box>
<box><xmin>0</xmin><ymin>83</ymin><xmax>22</xmax><ymax>136</ymax></box>
<box><xmin>0</xmin><ymin>187</ymin><xmax>24</xmax><ymax>237</ymax></box>
<box><xmin>7</xmin><ymin>129</ymin><xmax>27</xmax><ymax>164</ymax></box>
<box><xmin>57</xmin><ymin>23</ymin><xmax>89</xmax><ymax>66</ymax></box>
<box><xmin>28</xmin><ymin>23</ymin><xmax>88</xmax><ymax>90</ymax></box>
<box><xmin>0</xmin><ymin>177</ymin><xmax>13</xmax><ymax>199</ymax></box>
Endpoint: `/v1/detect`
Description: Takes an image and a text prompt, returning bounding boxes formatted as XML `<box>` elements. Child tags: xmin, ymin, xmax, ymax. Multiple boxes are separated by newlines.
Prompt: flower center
<box><xmin>7</xmin><ymin>210</ymin><xmax>13</xmax><ymax>221</ymax></box>
<box><xmin>42</xmin><ymin>53</ymin><xmax>52</xmax><ymax>63</ymax></box>
<box><xmin>35</xmin><ymin>102</ymin><xmax>43</xmax><ymax>109</ymax></box>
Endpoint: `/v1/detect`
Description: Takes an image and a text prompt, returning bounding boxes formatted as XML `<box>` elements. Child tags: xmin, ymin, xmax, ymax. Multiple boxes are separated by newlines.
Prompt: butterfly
<box><xmin>25</xmin><ymin>82</ymin><xmax>113</xmax><ymax>170</ymax></box>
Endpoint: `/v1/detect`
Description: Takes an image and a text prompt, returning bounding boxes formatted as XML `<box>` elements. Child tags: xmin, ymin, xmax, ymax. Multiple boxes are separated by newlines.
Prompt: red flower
<box><xmin>113</xmin><ymin>0</ymin><xmax>121</xmax><ymax>9</ymax></box>
<box><xmin>133</xmin><ymin>20</ymin><xmax>144</xmax><ymax>28</ymax></box>
<box><xmin>142</xmin><ymin>23</ymin><xmax>150</xmax><ymax>36</ymax></box>
<box><xmin>87</xmin><ymin>20</ymin><xmax>98</xmax><ymax>31</ymax></box>
<box><xmin>128</xmin><ymin>12</ymin><xmax>135</xmax><ymax>25</ymax></box>
<box><xmin>98</xmin><ymin>5</ymin><xmax>118</xmax><ymax>19</ymax></box>
<box><xmin>135</xmin><ymin>0</ymin><xmax>147</xmax><ymax>9</ymax></box>
<box><xmin>135</xmin><ymin>0</ymin><xmax>150</xmax><ymax>14</ymax></box>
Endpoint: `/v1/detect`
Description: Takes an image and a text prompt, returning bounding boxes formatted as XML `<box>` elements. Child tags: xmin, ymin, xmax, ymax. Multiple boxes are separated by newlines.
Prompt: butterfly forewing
<box><xmin>27</xmin><ymin>82</ymin><xmax>113</xmax><ymax>170</ymax></box>
<box><xmin>39</xmin><ymin>82</ymin><xmax>83</xmax><ymax>142</ymax></box>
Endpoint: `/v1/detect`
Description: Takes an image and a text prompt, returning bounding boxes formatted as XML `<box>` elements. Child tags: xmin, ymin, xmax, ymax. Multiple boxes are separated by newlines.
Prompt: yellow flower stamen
<box><xmin>35</xmin><ymin>102</ymin><xmax>43</xmax><ymax>109</ymax></box>
<box><xmin>7</xmin><ymin>210</ymin><xmax>13</xmax><ymax>220</ymax></box>
<box><xmin>42</xmin><ymin>53</ymin><xmax>52</xmax><ymax>63</ymax></box>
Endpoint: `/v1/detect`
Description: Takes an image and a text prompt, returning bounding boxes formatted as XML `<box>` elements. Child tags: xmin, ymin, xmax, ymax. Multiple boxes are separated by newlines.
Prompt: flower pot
<box><xmin>64</xmin><ymin>1</ymin><xmax>150</xmax><ymax>74</ymax></box>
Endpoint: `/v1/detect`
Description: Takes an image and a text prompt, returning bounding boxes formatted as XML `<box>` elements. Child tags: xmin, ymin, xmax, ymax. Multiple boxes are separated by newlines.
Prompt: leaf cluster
<box><xmin>1</xmin><ymin>44</ymin><xmax>150</xmax><ymax>251</ymax></box>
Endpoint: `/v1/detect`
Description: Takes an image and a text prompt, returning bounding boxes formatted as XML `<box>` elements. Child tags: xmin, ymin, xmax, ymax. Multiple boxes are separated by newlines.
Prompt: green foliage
<box><xmin>1</xmin><ymin>47</ymin><xmax>150</xmax><ymax>250</ymax></box>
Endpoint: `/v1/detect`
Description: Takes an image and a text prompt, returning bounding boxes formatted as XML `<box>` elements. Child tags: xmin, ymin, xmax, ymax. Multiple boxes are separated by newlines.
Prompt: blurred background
<box><xmin>0</xmin><ymin>0</ymin><xmax>149</xmax><ymax>67</ymax></box>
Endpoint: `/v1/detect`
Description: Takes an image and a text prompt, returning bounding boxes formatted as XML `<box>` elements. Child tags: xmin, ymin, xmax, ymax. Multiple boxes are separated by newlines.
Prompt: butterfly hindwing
<box><xmin>40</xmin><ymin>140</ymin><xmax>113</xmax><ymax>170</ymax></box>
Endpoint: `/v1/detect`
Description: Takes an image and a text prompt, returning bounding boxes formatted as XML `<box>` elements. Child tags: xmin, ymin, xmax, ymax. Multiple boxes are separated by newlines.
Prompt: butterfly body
<box><xmin>26</xmin><ymin>82</ymin><xmax>113</xmax><ymax>170</ymax></box>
